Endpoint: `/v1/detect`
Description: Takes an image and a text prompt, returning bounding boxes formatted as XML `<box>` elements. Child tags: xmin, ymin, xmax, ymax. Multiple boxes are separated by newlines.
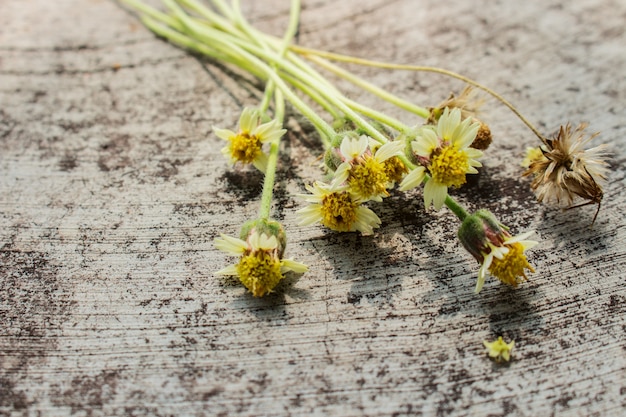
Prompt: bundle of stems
<box><xmin>120</xmin><ymin>0</ymin><xmax>608</xmax><ymax>297</ymax></box>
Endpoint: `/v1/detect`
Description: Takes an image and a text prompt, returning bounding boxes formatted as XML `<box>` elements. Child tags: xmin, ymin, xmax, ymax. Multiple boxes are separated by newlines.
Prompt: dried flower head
<box><xmin>483</xmin><ymin>336</ymin><xmax>515</xmax><ymax>362</ymax></box>
<box><xmin>297</xmin><ymin>180</ymin><xmax>381</xmax><ymax>235</ymax></box>
<box><xmin>428</xmin><ymin>86</ymin><xmax>485</xmax><ymax>123</ymax></box>
<box><xmin>214</xmin><ymin>222</ymin><xmax>307</xmax><ymax>297</ymax></box>
<box><xmin>458</xmin><ymin>210</ymin><xmax>537</xmax><ymax>293</ymax></box>
<box><xmin>213</xmin><ymin>108</ymin><xmax>286</xmax><ymax>172</ymax></box>
<box><xmin>523</xmin><ymin>123</ymin><xmax>608</xmax><ymax>222</ymax></box>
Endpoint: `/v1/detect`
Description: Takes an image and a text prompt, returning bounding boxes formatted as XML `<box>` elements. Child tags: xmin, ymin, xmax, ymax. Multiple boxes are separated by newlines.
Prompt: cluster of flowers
<box><xmin>122</xmin><ymin>0</ymin><xmax>609</xmax><ymax>302</ymax></box>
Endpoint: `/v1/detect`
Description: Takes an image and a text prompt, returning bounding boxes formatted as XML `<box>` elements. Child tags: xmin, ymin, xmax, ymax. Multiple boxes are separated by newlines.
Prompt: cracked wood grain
<box><xmin>1</xmin><ymin>0</ymin><xmax>625</xmax><ymax>416</ymax></box>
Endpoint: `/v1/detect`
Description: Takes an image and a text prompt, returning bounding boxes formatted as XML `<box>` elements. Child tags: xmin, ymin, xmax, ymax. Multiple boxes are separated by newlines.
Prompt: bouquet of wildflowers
<box><xmin>121</xmin><ymin>0</ymin><xmax>609</xmax><ymax>300</ymax></box>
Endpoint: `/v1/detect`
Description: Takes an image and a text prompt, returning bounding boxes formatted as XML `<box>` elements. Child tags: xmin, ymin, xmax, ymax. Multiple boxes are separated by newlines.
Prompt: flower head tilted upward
<box><xmin>214</xmin><ymin>220</ymin><xmax>307</xmax><ymax>297</ymax></box>
<box><xmin>458</xmin><ymin>209</ymin><xmax>538</xmax><ymax>293</ymax></box>
<box><xmin>401</xmin><ymin>108</ymin><xmax>483</xmax><ymax>210</ymax></box>
<box><xmin>328</xmin><ymin>134</ymin><xmax>404</xmax><ymax>202</ymax></box>
<box><xmin>296</xmin><ymin>180</ymin><xmax>381</xmax><ymax>235</ymax></box>
<box><xmin>213</xmin><ymin>108</ymin><xmax>286</xmax><ymax>172</ymax></box>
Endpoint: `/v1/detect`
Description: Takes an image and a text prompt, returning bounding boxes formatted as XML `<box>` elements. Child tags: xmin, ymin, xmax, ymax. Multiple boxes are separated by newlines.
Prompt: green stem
<box><xmin>305</xmin><ymin>54</ymin><xmax>430</xmax><ymax>119</ymax></box>
<box><xmin>444</xmin><ymin>195</ymin><xmax>469</xmax><ymax>221</ymax></box>
<box><xmin>258</xmin><ymin>87</ymin><xmax>285</xmax><ymax>220</ymax></box>
<box><xmin>292</xmin><ymin>45</ymin><xmax>547</xmax><ymax>144</ymax></box>
<box><xmin>281</xmin><ymin>73</ymin><xmax>341</xmax><ymax>119</ymax></box>
<box><xmin>342</xmin><ymin>97</ymin><xmax>409</xmax><ymax>133</ymax></box>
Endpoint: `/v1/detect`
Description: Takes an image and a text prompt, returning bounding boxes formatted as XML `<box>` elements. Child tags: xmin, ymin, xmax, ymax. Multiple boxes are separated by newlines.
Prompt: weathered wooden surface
<box><xmin>1</xmin><ymin>0</ymin><xmax>625</xmax><ymax>415</ymax></box>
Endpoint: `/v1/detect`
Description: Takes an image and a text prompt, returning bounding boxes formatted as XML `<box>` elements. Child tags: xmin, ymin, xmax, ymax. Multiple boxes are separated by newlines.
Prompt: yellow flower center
<box><xmin>236</xmin><ymin>251</ymin><xmax>283</xmax><ymax>297</ymax></box>
<box><xmin>383</xmin><ymin>156</ymin><xmax>409</xmax><ymax>184</ymax></box>
<box><xmin>229</xmin><ymin>131</ymin><xmax>262</xmax><ymax>164</ymax></box>
<box><xmin>430</xmin><ymin>145</ymin><xmax>470</xmax><ymax>187</ymax></box>
<box><xmin>321</xmin><ymin>191</ymin><xmax>358</xmax><ymax>232</ymax></box>
<box><xmin>488</xmin><ymin>242</ymin><xmax>535</xmax><ymax>287</ymax></box>
<box><xmin>348</xmin><ymin>158</ymin><xmax>389</xmax><ymax>199</ymax></box>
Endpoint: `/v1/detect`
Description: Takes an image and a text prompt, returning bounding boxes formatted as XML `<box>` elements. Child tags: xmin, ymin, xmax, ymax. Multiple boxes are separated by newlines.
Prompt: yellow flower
<box><xmin>403</xmin><ymin>108</ymin><xmax>483</xmax><ymax>210</ymax></box>
<box><xmin>476</xmin><ymin>231</ymin><xmax>538</xmax><ymax>293</ymax></box>
<box><xmin>483</xmin><ymin>336</ymin><xmax>515</xmax><ymax>362</ymax></box>
<box><xmin>213</xmin><ymin>108</ymin><xmax>286</xmax><ymax>172</ymax></box>
<box><xmin>333</xmin><ymin>135</ymin><xmax>404</xmax><ymax>202</ymax></box>
<box><xmin>214</xmin><ymin>229</ymin><xmax>307</xmax><ymax>297</ymax></box>
<box><xmin>297</xmin><ymin>180</ymin><xmax>381</xmax><ymax>235</ymax></box>
<box><xmin>458</xmin><ymin>209</ymin><xmax>538</xmax><ymax>293</ymax></box>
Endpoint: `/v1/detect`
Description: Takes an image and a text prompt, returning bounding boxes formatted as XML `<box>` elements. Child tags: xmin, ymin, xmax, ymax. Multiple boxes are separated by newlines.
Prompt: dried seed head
<box><xmin>523</xmin><ymin>123</ymin><xmax>609</xmax><ymax>223</ymax></box>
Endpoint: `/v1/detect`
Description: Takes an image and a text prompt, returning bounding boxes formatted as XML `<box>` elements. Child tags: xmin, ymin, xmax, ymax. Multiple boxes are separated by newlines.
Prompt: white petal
<box><xmin>215</xmin><ymin>264</ymin><xmax>239</xmax><ymax>276</ymax></box>
<box><xmin>375</xmin><ymin>140</ymin><xmax>404</xmax><ymax>162</ymax></box>
<box><xmin>399</xmin><ymin>167</ymin><xmax>426</xmax><ymax>191</ymax></box>
<box><xmin>333</xmin><ymin>162</ymin><xmax>351</xmax><ymax>184</ymax></box>
<box><xmin>254</xmin><ymin>120</ymin><xmax>286</xmax><ymax>142</ymax></box>
<box><xmin>239</xmin><ymin>108</ymin><xmax>258</xmax><ymax>133</ymax></box>
<box><xmin>412</xmin><ymin>129</ymin><xmax>438</xmax><ymax>157</ymax></box>
<box><xmin>214</xmin><ymin>127</ymin><xmax>235</xmax><ymax>142</ymax></box>
<box><xmin>257</xmin><ymin>233</ymin><xmax>278</xmax><ymax>250</ymax></box>
<box><xmin>424</xmin><ymin>180</ymin><xmax>448</xmax><ymax>210</ymax></box>
<box><xmin>438</xmin><ymin>108</ymin><xmax>461</xmax><ymax>141</ymax></box>
<box><xmin>296</xmin><ymin>206</ymin><xmax>323</xmax><ymax>225</ymax></box>
<box><xmin>252</xmin><ymin>153</ymin><xmax>269</xmax><ymax>173</ymax></box>
<box><xmin>475</xmin><ymin>253</ymin><xmax>494</xmax><ymax>293</ymax></box>
<box><xmin>281</xmin><ymin>259</ymin><xmax>309</xmax><ymax>273</ymax></box>
<box><xmin>505</xmin><ymin>231</ymin><xmax>536</xmax><ymax>244</ymax></box>
<box><xmin>214</xmin><ymin>234</ymin><xmax>247</xmax><ymax>255</ymax></box>
<box><xmin>340</xmin><ymin>135</ymin><xmax>368</xmax><ymax>160</ymax></box>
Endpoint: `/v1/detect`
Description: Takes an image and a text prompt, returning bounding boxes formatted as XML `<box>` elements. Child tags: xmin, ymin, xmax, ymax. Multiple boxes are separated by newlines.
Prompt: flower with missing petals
<box><xmin>458</xmin><ymin>209</ymin><xmax>538</xmax><ymax>293</ymax></box>
<box><xmin>297</xmin><ymin>180</ymin><xmax>381</xmax><ymax>235</ymax></box>
<box><xmin>483</xmin><ymin>337</ymin><xmax>515</xmax><ymax>362</ymax></box>
<box><xmin>331</xmin><ymin>135</ymin><xmax>405</xmax><ymax>202</ymax></box>
<box><xmin>401</xmin><ymin>108</ymin><xmax>483</xmax><ymax>210</ymax></box>
<box><xmin>523</xmin><ymin>123</ymin><xmax>608</xmax><ymax>221</ymax></box>
<box><xmin>215</xmin><ymin>225</ymin><xmax>307</xmax><ymax>297</ymax></box>
<box><xmin>213</xmin><ymin>108</ymin><xmax>286</xmax><ymax>172</ymax></box>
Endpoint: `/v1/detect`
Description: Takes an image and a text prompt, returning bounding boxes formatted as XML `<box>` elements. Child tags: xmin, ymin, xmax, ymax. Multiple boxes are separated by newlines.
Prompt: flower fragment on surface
<box><xmin>401</xmin><ymin>107</ymin><xmax>483</xmax><ymax>210</ymax></box>
<box><xmin>483</xmin><ymin>336</ymin><xmax>515</xmax><ymax>362</ymax></box>
<box><xmin>214</xmin><ymin>228</ymin><xmax>307</xmax><ymax>297</ymax></box>
<box><xmin>458</xmin><ymin>209</ymin><xmax>538</xmax><ymax>293</ymax></box>
<box><xmin>297</xmin><ymin>180</ymin><xmax>381</xmax><ymax>235</ymax></box>
<box><xmin>213</xmin><ymin>107</ymin><xmax>286</xmax><ymax>172</ymax></box>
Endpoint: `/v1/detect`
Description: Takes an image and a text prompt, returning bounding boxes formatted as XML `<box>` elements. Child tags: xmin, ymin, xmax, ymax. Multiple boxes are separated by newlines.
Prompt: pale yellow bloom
<box><xmin>333</xmin><ymin>135</ymin><xmax>405</xmax><ymax>202</ymax></box>
<box><xmin>213</xmin><ymin>108</ymin><xmax>286</xmax><ymax>172</ymax></box>
<box><xmin>402</xmin><ymin>108</ymin><xmax>483</xmax><ymax>210</ymax></box>
<box><xmin>215</xmin><ymin>229</ymin><xmax>307</xmax><ymax>297</ymax></box>
<box><xmin>297</xmin><ymin>180</ymin><xmax>381</xmax><ymax>235</ymax></box>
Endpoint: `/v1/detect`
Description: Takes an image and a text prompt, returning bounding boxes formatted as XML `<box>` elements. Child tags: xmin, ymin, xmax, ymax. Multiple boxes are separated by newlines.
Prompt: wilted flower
<box><xmin>458</xmin><ymin>209</ymin><xmax>538</xmax><ymax>293</ymax></box>
<box><xmin>483</xmin><ymin>336</ymin><xmax>515</xmax><ymax>362</ymax></box>
<box><xmin>214</xmin><ymin>222</ymin><xmax>307</xmax><ymax>297</ymax></box>
<box><xmin>213</xmin><ymin>108</ymin><xmax>286</xmax><ymax>172</ymax></box>
<box><xmin>297</xmin><ymin>180</ymin><xmax>381</xmax><ymax>235</ymax></box>
<box><xmin>401</xmin><ymin>108</ymin><xmax>483</xmax><ymax>210</ymax></box>
<box><xmin>523</xmin><ymin>123</ymin><xmax>608</xmax><ymax>221</ymax></box>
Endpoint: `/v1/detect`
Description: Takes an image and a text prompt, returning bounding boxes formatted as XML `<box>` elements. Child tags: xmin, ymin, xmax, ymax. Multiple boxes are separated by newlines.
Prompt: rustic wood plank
<box><xmin>1</xmin><ymin>0</ymin><xmax>624</xmax><ymax>416</ymax></box>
